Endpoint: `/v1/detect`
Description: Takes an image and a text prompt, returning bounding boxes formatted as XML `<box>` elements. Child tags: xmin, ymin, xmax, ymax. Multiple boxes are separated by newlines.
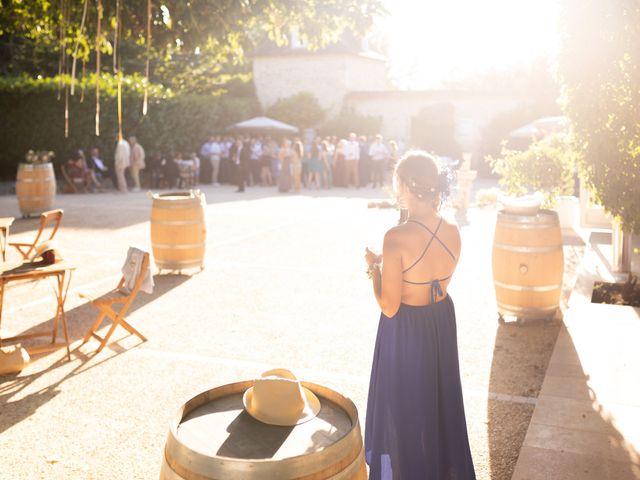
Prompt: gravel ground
<box><xmin>0</xmin><ymin>182</ymin><xmax>583</xmax><ymax>479</ymax></box>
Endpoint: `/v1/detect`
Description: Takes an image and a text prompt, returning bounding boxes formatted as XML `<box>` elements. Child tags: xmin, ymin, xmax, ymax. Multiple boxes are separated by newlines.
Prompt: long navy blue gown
<box><xmin>365</xmin><ymin>219</ymin><xmax>476</xmax><ymax>480</ymax></box>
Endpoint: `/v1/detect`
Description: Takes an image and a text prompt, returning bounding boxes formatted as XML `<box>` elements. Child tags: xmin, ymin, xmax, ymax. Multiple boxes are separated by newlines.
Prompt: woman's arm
<box><xmin>368</xmin><ymin>228</ymin><xmax>403</xmax><ymax>318</ymax></box>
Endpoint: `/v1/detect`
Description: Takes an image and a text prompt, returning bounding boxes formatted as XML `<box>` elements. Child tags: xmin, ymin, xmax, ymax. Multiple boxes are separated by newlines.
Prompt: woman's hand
<box><xmin>365</xmin><ymin>248</ymin><xmax>382</xmax><ymax>267</ymax></box>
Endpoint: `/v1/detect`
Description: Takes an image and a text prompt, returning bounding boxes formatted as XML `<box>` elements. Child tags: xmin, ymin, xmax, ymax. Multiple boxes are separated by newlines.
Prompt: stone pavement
<box><xmin>0</xmin><ymin>183</ymin><xmax>564</xmax><ymax>479</ymax></box>
<box><xmin>512</xmin><ymin>231</ymin><xmax>640</xmax><ymax>479</ymax></box>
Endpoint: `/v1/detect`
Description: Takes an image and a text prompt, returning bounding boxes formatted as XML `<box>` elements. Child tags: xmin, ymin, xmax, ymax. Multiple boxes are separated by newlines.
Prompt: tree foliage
<box><xmin>319</xmin><ymin>106</ymin><xmax>382</xmax><ymax>138</ymax></box>
<box><xmin>0</xmin><ymin>0</ymin><xmax>385</xmax><ymax>93</ymax></box>
<box><xmin>410</xmin><ymin>103</ymin><xmax>461</xmax><ymax>159</ymax></box>
<box><xmin>558</xmin><ymin>0</ymin><xmax>640</xmax><ymax>233</ymax></box>
<box><xmin>265</xmin><ymin>92</ymin><xmax>325</xmax><ymax>129</ymax></box>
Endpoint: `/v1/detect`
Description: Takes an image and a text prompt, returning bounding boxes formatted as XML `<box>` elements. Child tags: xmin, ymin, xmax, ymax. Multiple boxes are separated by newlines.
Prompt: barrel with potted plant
<box><xmin>492</xmin><ymin>197</ymin><xmax>564</xmax><ymax>323</ymax></box>
<box><xmin>16</xmin><ymin>150</ymin><xmax>56</xmax><ymax>218</ymax></box>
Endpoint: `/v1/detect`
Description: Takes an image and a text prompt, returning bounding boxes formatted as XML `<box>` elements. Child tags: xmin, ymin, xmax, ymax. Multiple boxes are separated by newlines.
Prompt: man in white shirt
<box><xmin>209</xmin><ymin>136</ymin><xmax>222</xmax><ymax>186</ymax></box>
<box><xmin>344</xmin><ymin>132</ymin><xmax>360</xmax><ymax>187</ymax></box>
<box><xmin>250</xmin><ymin>138</ymin><xmax>262</xmax><ymax>186</ymax></box>
<box><xmin>368</xmin><ymin>134</ymin><xmax>389</xmax><ymax>188</ymax></box>
<box><xmin>114</xmin><ymin>137</ymin><xmax>130</xmax><ymax>193</ymax></box>
<box><xmin>219</xmin><ymin>136</ymin><xmax>232</xmax><ymax>183</ymax></box>
<box><xmin>128</xmin><ymin>136</ymin><xmax>145</xmax><ymax>192</ymax></box>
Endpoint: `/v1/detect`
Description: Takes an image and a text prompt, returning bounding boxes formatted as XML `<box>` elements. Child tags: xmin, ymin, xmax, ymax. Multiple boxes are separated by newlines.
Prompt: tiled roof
<box><xmin>250</xmin><ymin>32</ymin><xmax>386</xmax><ymax>61</ymax></box>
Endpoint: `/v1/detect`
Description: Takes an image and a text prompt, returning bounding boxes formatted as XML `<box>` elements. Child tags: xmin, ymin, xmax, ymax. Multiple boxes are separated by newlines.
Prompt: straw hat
<box><xmin>243</xmin><ymin>369</ymin><xmax>321</xmax><ymax>426</ymax></box>
<box><xmin>32</xmin><ymin>240</ymin><xmax>63</xmax><ymax>264</ymax></box>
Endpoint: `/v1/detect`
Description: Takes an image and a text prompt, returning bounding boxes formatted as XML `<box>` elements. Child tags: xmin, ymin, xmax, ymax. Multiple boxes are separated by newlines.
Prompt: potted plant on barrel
<box><xmin>487</xmin><ymin>132</ymin><xmax>578</xmax><ymax>227</ymax></box>
<box><xmin>16</xmin><ymin>150</ymin><xmax>57</xmax><ymax>218</ymax></box>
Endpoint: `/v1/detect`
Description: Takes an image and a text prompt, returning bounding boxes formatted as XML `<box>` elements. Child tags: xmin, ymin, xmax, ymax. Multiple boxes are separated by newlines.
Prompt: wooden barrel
<box><xmin>160</xmin><ymin>381</ymin><xmax>367</xmax><ymax>480</ymax></box>
<box><xmin>150</xmin><ymin>191</ymin><xmax>206</xmax><ymax>271</ymax></box>
<box><xmin>492</xmin><ymin>209</ymin><xmax>564</xmax><ymax>320</ymax></box>
<box><xmin>16</xmin><ymin>163</ymin><xmax>56</xmax><ymax>217</ymax></box>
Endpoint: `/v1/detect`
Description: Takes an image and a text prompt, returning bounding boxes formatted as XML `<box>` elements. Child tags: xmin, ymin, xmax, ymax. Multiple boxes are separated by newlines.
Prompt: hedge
<box><xmin>0</xmin><ymin>75</ymin><xmax>259</xmax><ymax>179</ymax></box>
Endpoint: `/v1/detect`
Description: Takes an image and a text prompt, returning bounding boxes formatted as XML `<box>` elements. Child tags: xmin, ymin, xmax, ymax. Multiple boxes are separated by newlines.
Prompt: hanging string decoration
<box><xmin>64</xmin><ymin>73</ymin><xmax>70</xmax><ymax>138</ymax></box>
<box><xmin>80</xmin><ymin>58</ymin><xmax>86</xmax><ymax>103</ymax></box>
<box><xmin>143</xmin><ymin>0</ymin><xmax>152</xmax><ymax>116</ymax></box>
<box><xmin>95</xmin><ymin>0</ymin><xmax>102</xmax><ymax>136</ymax></box>
<box><xmin>57</xmin><ymin>0</ymin><xmax>66</xmax><ymax>101</ymax></box>
<box><xmin>70</xmin><ymin>0</ymin><xmax>89</xmax><ymax>96</ymax></box>
<box><xmin>113</xmin><ymin>0</ymin><xmax>120</xmax><ymax>75</ymax></box>
<box><xmin>114</xmin><ymin>0</ymin><xmax>124</xmax><ymax>141</ymax></box>
<box><xmin>62</xmin><ymin>0</ymin><xmax>70</xmax><ymax>138</ymax></box>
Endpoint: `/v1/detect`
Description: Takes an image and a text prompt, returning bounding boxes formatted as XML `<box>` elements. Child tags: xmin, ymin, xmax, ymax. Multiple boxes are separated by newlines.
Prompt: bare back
<box><xmin>396</xmin><ymin>215</ymin><xmax>461</xmax><ymax>305</ymax></box>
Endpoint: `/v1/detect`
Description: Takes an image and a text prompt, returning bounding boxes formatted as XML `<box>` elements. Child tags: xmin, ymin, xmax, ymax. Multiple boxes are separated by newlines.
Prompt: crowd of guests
<box><xmin>196</xmin><ymin>133</ymin><xmax>405</xmax><ymax>193</ymax></box>
<box><xmin>61</xmin><ymin>133</ymin><xmax>406</xmax><ymax>194</ymax></box>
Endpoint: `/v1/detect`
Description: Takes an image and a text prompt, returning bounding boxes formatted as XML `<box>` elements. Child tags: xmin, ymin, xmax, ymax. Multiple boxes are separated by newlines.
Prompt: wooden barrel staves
<box><xmin>150</xmin><ymin>191</ymin><xmax>206</xmax><ymax>272</ymax></box>
<box><xmin>492</xmin><ymin>209</ymin><xmax>564</xmax><ymax>322</ymax></box>
<box><xmin>160</xmin><ymin>381</ymin><xmax>367</xmax><ymax>480</ymax></box>
<box><xmin>16</xmin><ymin>163</ymin><xmax>56</xmax><ymax>217</ymax></box>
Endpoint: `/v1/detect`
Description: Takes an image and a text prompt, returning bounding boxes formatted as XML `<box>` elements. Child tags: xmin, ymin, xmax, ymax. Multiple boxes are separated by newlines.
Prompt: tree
<box><xmin>557</xmin><ymin>0</ymin><xmax>640</xmax><ymax>234</ymax></box>
<box><xmin>0</xmin><ymin>0</ymin><xmax>385</xmax><ymax>93</ymax></box>
<box><xmin>266</xmin><ymin>92</ymin><xmax>325</xmax><ymax>129</ymax></box>
<box><xmin>319</xmin><ymin>106</ymin><xmax>382</xmax><ymax>137</ymax></box>
<box><xmin>410</xmin><ymin>103</ymin><xmax>461</xmax><ymax>159</ymax></box>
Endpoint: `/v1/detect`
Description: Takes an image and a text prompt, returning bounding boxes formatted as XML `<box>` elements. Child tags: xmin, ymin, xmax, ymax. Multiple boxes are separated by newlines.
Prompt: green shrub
<box><xmin>319</xmin><ymin>106</ymin><xmax>382</xmax><ymax>138</ymax></box>
<box><xmin>487</xmin><ymin>132</ymin><xmax>576</xmax><ymax>207</ymax></box>
<box><xmin>0</xmin><ymin>74</ymin><xmax>259</xmax><ymax>179</ymax></box>
<box><xmin>476</xmin><ymin>101</ymin><xmax>562</xmax><ymax>176</ymax></box>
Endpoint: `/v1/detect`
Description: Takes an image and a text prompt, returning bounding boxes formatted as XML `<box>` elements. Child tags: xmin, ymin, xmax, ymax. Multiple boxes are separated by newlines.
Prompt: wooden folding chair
<box><xmin>10</xmin><ymin>209</ymin><xmax>64</xmax><ymax>260</ymax></box>
<box><xmin>80</xmin><ymin>251</ymin><xmax>150</xmax><ymax>353</ymax></box>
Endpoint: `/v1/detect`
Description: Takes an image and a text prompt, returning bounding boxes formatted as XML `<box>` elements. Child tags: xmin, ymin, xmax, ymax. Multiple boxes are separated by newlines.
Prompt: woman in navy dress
<box><xmin>364</xmin><ymin>151</ymin><xmax>476</xmax><ymax>480</ymax></box>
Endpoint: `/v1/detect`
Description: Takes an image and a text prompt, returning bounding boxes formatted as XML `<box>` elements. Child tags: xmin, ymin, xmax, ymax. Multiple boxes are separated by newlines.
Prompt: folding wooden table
<box><xmin>0</xmin><ymin>261</ymin><xmax>75</xmax><ymax>361</ymax></box>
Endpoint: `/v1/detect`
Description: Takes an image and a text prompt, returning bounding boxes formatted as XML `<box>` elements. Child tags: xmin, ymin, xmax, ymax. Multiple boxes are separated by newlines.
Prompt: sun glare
<box><xmin>381</xmin><ymin>0</ymin><xmax>560</xmax><ymax>89</ymax></box>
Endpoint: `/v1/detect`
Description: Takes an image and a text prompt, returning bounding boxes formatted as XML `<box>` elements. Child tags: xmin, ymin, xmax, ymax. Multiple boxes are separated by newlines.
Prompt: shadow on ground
<box><xmin>487</xmin><ymin>320</ymin><xmax>560</xmax><ymax>480</ymax></box>
<box><xmin>3</xmin><ymin>186</ymin><xmax>395</xmax><ymax>234</ymax></box>
<box><xmin>486</xmin><ymin>230</ymin><xmax>587</xmax><ymax>479</ymax></box>
<box><xmin>0</xmin><ymin>273</ymin><xmax>189</xmax><ymax>435</ymax></box>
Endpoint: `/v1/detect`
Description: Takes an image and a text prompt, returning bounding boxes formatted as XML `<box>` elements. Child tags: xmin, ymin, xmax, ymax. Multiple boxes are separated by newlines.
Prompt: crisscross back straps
<box><xmin>401</xmin><ymin>218</ymin><xmax>456</xmax><ymax>303</ymax></box>
<box><xmin>402</xmin><ymin>218</ymin><xmax>456</xmax><ymax>274</ymax></box>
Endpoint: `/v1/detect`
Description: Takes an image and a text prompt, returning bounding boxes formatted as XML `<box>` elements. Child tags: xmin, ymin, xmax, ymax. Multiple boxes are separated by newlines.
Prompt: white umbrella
<box><xmin>509</xmin><ymin>123</ymin><xmax>540</xmax><ymax>139</ymax></box>
<box><xmin>227</xmin><ymin>116</ymin><xmax>299</xmax><ymax>134</ymax></box>
<box><xmin>510</xmin><ymin>116</ymin><xmax>569</xmax><ymax>140</ymax></box>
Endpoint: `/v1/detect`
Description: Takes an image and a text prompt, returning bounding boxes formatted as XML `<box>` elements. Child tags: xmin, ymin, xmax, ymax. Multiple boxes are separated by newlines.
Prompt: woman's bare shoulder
<box><xmin>383</xmin><ymin>224</ymin><xmax>406</xmax><ymax>248</ymax></box>
<box><xmin>438</xmin><ymin>215</ymin><xmax>462</xmax><ymax>249</ymax></box>
<box><xmin>439</xmin><ymin>215</ymin><xmax>460</xmax><ymax>233</ymax></box>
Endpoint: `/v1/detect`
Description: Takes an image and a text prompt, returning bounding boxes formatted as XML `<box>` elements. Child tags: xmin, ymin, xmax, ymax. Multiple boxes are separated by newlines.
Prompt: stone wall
<box><xmin>252</xmin><ymin>53</ymin><xmax>386</xmax><ymax>114</ymax></box>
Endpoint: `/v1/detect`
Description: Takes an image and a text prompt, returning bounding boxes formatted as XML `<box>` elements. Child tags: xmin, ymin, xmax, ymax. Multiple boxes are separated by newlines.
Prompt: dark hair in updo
<box><xmin>394</xmin><ymin>150</ymin><xmax>451</xmax><ymax>203</ymax></box>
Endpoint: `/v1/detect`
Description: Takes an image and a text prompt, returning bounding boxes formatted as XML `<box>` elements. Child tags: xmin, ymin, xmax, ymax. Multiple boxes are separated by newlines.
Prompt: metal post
<box><xmin>612</xmin><ymin>219</ymin><xmax>633</xmax><ymax>273</ymax></box>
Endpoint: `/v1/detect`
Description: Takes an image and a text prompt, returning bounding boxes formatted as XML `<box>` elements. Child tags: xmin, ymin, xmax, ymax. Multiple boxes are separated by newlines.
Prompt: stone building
<box><xmin>344</xmin><ymin>90</ymin><xmax>528</xmax><ymax>151</ymax></box>
<box><xmin>251</xmin><ymin>31</ymin><xmax>387</xmax><ymax>116</ymax></box>
<box><xmin>251</xmin><ymin>33</ymin><xmax>532</xmax><ymax>152</ymax></box>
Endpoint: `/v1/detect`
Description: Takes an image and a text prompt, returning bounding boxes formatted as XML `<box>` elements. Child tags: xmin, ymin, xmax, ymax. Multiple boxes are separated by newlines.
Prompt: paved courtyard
<box><xmin>0</xmin><ymin>183</ymin><xmax>576</xmax><ymax>479</ymax></box>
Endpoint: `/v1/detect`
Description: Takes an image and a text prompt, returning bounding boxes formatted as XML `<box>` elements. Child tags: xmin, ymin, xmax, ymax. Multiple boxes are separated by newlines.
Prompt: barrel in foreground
<box><xmin>160</xmin><ymin>380</ymin><xmax>366</xmax><ymax>480</ymax></box>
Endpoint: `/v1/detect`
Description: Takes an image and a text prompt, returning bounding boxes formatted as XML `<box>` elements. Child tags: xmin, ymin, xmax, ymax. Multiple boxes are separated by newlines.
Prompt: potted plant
<box><xmin>16</xmin><ymin>150</ymin><xmax>57</xmax><ymax>217</ymax></box>
<box><xmin>487</xmin><ymin>133</ymin><xmax>578</xmax><ymax>227</ymax></box>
